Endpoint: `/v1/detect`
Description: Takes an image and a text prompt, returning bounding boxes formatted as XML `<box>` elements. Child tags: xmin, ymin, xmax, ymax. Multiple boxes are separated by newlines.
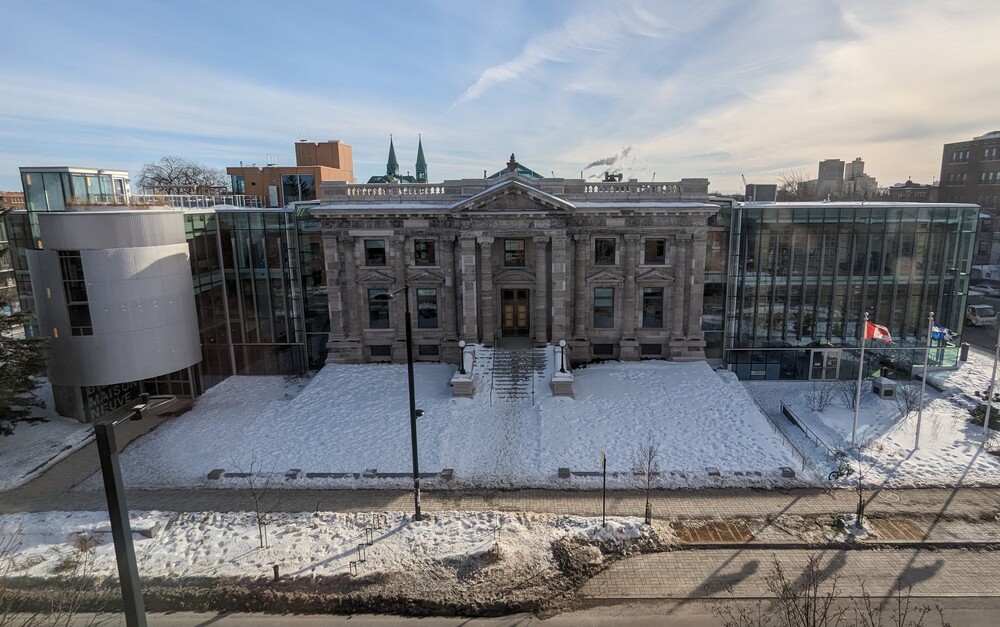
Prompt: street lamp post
<box><xmin>94</xmin><ymin>401</ymin><xmax>148</xmax><ymax>627</ymax></box>
<box><xmin>402</xmin><ymin>284</ymin><xmax>423</xmax><ymax>521</ymax></box>
<box><xmin>375</xmin><ymin>286</ymin><xmax>423</xmax><ymax>521</ymax></box>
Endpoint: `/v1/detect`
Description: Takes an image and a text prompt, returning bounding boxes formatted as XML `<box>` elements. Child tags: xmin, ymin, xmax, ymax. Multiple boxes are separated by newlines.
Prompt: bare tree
<box><xmin>846</xmin><ymin>442</ymin><xmax>884</xmax><ymax>531</ymax></box>
<box><xmin>231</xmin><ymin>452</ymin><xmax>279</xmax><ymax>549</ymax></box>
<box><xmin>632</xmin><ymin>432</ymin><xmax>662</xmax><ymax>524</ymax></box>
<box><xmin>776</xmin><ymin>170</ymin><xmax>817</xmax><ymax>201</ymax></box>
<box><xmin>805</xmin><ymin>383</ymin><xmax>836</xmax><ymax>413</ymax></box>
<box><xmin>893</xmin><ymin>381</ymin><xmax>921</xmax><ymax>419</ymax></box>
<box><xmin>711</xmin><ymin>555</ymin><xmax>951</xmax><ymax>627</ymax></box>
<box><xmin>1</xmin><ymin>520</ymin><xmax>102</xmax><ymax>626</ymax></box>
<box><xmin>136</xmin><ymin>156</ymin><xmax>229</xmax><ymax>195</ymax></box>
<box><xmin>837</xmin><ymin>379</ymin><xmax>871</xmax><ymax>412</ymax></box>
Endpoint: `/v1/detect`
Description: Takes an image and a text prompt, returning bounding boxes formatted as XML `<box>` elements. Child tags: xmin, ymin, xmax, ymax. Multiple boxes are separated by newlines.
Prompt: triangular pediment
<box><xmin>585</xmin><ymin>269</ymin><xmax>625</xmax><ymax>283</ymax></box>
<box><xmin>636</xmin><ymin>268</ymin><xmax>675</xmax><ymax>282</ymax></box>
<box><xmin>358</xmin><ymin>270</ymin><xmax>396</xmax><ymax>284</ymax></box>
<box><xmin>406</xmin><ymin>270</ymin><xmax>446</xmax><ymax>284</ymax></box>
<box><xmin>451</xmin><ymin>179</ymin><xmax>575</xmax><ymax>213</ymax></box>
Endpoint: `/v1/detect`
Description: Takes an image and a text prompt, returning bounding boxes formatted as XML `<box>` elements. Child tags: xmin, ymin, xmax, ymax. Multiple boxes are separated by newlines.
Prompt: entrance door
<box><xmin>810</xmin><ymin>349</ymin><xmax>840</xmax><ymax>380</ymax></box>
<box><xmin>501</xmin><ymin>289</ymin><xmax>530</xmax><ymax>337</ymax></box>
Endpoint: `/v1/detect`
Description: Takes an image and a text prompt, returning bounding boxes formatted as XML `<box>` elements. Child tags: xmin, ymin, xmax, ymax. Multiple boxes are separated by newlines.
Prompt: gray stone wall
<box><xmin>315</xmin><ymin>176</ymin><xmax>717</xmax><ymax>365</ymax></box>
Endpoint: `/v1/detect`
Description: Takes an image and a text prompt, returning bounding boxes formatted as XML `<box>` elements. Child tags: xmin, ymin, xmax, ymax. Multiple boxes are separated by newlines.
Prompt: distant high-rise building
<box><xmin>940</xmin><ymin>131</ymin><xmax>1000</xmax><ymax>266</ymax></box>
<box><xmin>817</xmin><ymin>159</ymin><xmax>845</xmax><ymax>198</ymax></box>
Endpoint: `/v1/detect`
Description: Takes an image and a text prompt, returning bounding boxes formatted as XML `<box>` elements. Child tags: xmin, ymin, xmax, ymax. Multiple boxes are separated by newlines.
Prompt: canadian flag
<box><xmin>864</xmin><ymin>320</ymin><xmax>892</xmax><ymax>343</ymax></box>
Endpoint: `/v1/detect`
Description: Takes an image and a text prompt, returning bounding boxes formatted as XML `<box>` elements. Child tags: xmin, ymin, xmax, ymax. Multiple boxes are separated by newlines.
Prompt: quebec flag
<box><xmin>931</xmin><ymin>322</ymin><xmax>953</xmax><ymax>342</ymax></box>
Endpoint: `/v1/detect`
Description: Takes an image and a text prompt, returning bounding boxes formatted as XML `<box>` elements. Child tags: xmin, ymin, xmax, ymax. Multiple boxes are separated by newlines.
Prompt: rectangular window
<box><xmin>504</xmin><ymin>239</ymin><xmax>526</xmax><ymax>266</ymax></box>
<box><xmin>642</xmin><ymin>287</ymin><xmax>664</xmax><ymax>327</ymax></box>
<box><xmin>592</xmin><ymin>343</ymin><xmax>614</xmax><ymax>356</ymax></box>
<box><xmin>418</xmin><ymin>344</ymin><xmax>439</xmax><ymax>356</ymax></box>
<box><xmin>231</xmin><ymin>175</ymin><xmax>245</xmax><ymax>194</ymax></box>
<box><xmin>414</xmin><ymin>240</ymin><xmax>436</xmax><ymax>265</ymax></box>
<box><xmin>594</xmin><ymin>238</ymin><xmax>616</xmax><ymax>265</ymax></box>
<box><xmin>368</xmin><ymin>288</ymin><xmax>390</xmax><ymax>328</ymax></box>
<box><xmin>593</xmin><ymin>287</ymin><xmax>615</xmax><ymax>328</ymax></box>
<box><xmin>280</xmin><ymin>174</ymin><xmax>317</xmax><ymax>204</ymax></box>
<box><xmin>978</xmin><ymin>241</ymin><xmax>989</xmax><ymax>255</ymax></box>
<box><xmin>58</xmin><ymin>251</ymin><xmax>92</xmax><ymax>335</ymax></box>
<box><xmin>364</xmin><ymin>239</ymin><xmax>387</xmax><ymax>265</ymax></box>
<box><xmin>370</xmin><ymin>345</ymin><xmax>392</xmax><ymax>357</ymax></box>
<box><xmin>644</xmin><ymin>239</ymin><xmax>666</xmax><ymax>264</ymax></box>
<box><xmin>416</xmin><ymin>288</ymin><xmax>438</xmax><ymax>328</ymax></box>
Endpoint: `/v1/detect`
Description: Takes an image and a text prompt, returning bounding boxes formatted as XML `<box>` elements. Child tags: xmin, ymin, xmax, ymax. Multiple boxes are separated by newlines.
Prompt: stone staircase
<box><xmin>489</xmin><ymin>346</ymin><xmax>548</xmax><ymax>404</ymax></box>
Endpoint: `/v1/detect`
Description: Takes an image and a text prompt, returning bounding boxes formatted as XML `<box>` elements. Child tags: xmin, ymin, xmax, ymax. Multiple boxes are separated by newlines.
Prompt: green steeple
<box><xmin>415</xmin><ymin>135</ymin><xmax>427</xmax><ymax>183</ymax></box>
<box><xmin>386</xmin><ymin>135</ymin><xmax>399</xmax><ymax>178</ymax></box>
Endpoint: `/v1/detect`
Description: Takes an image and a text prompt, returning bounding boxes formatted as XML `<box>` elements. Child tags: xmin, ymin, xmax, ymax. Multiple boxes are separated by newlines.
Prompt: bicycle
<box><xmin>828</xmin><ymin>464</ymin><xmax>854</xmax><ymax>481</ymax></box>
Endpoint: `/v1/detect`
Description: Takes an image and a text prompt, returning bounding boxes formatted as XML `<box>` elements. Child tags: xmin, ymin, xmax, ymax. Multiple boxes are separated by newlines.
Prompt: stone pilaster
<box><xmin>322</xmin><ymin>234</ymin><xmax>345</xmax><ymax>341</ymax></box>
<box><xmin>688</xmin><ymin>232</ymin><xmax>708</xmax><ymax>341</ymax></box>
<box><xmin>671</xmin><ymin>233</ymin><xmax>689</xmax><ymax>340</ymax></box>
<box><xmin>478</xmin><ymin>236</ymin><xmax>495</xmax><ymax>345</ymax></box>
<box><xmin>441</xmin><ymin>237</ymin><xmax>459</xmax><ymax>341</ymax></box>
<box><xmin>573</xmin><ymin>234</ymin><xmax>589</xmax><ymax>339</ymax></box>
<box><xmin>325</xmin><ymin>236</ymin><xmax>363</xmax><ymax>363</ymax></box>
<box><xmin>392</xmin><ymin>235</ymin><xmax>408</xmax><ymax>354</ymax></box>
<box><xmin>459</xmin><ymin>236</ymin><xmax>479</xmax><ymax>342</ymax></box>
<box><xmin>550</xmin><ymin>233</ymin><xmax>569</xmax><ymax>341</ymax></box>
<box><xmin>533</xmin><ymin>235</ymin><xmax>549</xmax><ymax>345</ymax></box>
<box><xmin>620</xmin><ymin>233</ymin><xmax>640</xmax><ymax>361</ymax></box>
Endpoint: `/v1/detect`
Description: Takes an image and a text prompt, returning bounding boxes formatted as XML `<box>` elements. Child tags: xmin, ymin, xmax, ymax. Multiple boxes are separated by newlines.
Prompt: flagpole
<box><xmin>983</xmin><ymin>321</ymin><xmax>1000</xmax><ymax>448</ymax></box>
<box><xmin>852</xmin><ymin>311</ymin><xmax>869</xmax><ymax>448</ymax></box>
<box><xmin>915</xmin><ymin>311</ymin><xmax>933</xmax><ymax>450</ymax></box>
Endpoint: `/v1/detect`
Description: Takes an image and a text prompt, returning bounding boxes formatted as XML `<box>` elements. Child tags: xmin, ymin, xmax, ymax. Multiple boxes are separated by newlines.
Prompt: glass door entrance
<box><xmin>810</xmin><ymin>349</ymin><xmax>840</xmax><ymax>380</ymax></box>
<box><xmin>501</xmin><ymin>289</ymin><xmax>530</xmax><ymax>337</ymax></box>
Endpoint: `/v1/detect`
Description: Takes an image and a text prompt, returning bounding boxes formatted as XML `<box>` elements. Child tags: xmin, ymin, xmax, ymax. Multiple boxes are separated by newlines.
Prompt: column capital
<box><xmin>624</xmin><ymin>233</ymin><xmax>641</xmax><ymax>243</ymax></box>
<box><xmin>441</xmin><ymin>236</ymin><xmax>457</xmax><ymax>250</ymax></box>
<box><xmin>573</xmin><ymin>233</ymin><xmax>589</xmax><ymax>242</ymax></box>
<box><xmin>477</xmin><ymin>236</ymin><xmax>495</xmax><ymax>245</ymax></box>
<box><xmin>533</xmin><ymin>235</ymin><xmax>550</xmax><ymax>245</ymax></box>
<box><xmin>674</xmin><ymin>232</ymin><xmax>693</xmax><ymax>242</ymax></box>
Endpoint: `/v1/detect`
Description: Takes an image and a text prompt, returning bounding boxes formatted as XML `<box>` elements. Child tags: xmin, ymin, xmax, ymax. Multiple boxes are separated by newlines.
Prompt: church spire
<box><xmin>386</xmin><ymin>135</ymin><xmax>399</xmax><ymax>178</ymax></box>
<box><xmin>415</xmin><ymin>134</ymin><xmax>427</xmax><ymax>183</ymax></box>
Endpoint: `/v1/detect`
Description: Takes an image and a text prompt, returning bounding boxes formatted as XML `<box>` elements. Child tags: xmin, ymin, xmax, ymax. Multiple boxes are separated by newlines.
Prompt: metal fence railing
<box><xmin>779</xmin><ymin>401</ymin><xmax>839</xmax><ymax>462</ymax></box>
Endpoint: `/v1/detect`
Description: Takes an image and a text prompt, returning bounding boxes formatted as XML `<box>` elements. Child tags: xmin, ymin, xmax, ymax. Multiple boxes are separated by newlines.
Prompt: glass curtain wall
<box><xmin>728</xmin><ymin>204</ymin><xmax>977</xmax><ymax>380</ymax></box>
<box><xmin>294</xmin><ymin>203</ymin><xmax>329</xmax><ymax>368</ymax></box>
<box><xmin>185</xmin><ymin>212</ymin><xmax>230</xmax><ymax>390</ymax></box>
<box><xmin>217</xmin><ymin>210</ymin><xmax>306</xmax><ymax>375</ymax></box>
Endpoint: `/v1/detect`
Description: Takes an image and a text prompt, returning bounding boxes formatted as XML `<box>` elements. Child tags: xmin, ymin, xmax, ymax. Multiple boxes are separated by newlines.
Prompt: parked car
<box><xmin>970</xmin><ymin>284</ymin><xmax>1000</xmax><ymax>297</ymax></box>
<box><xmin>966</xmin><ymin>304</ymin><xmax>998</xmax><ymax>326</ymax></box>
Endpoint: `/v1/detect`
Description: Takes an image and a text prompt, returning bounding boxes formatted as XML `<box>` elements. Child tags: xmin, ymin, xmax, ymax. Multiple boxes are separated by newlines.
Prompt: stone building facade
<box><xmin>313</xmin><ymin>157</ymin><xmax>718</xmax><ymax>366</ymax></box>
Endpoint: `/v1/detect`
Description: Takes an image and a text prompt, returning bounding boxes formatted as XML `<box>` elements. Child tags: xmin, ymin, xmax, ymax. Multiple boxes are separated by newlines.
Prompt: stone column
<box><xmin>323</xmin><ymin>233</ymin><xmax>345</xmax><ymax>340</ymax></box>
<box><xmin>622</xmin><ymin>234</ymin><xmax>640</xmax><ymax>338</ymax></box>
<box><xmin>550</xmin><ymin>233</ymin><xmax>569</xmax><ymax>341</ymax></box>
<box><xmin>478</xmin><ymin>236</ymin><xmax>495</xmax><ymax>346</ymax></box>
<box><xmin>441</xmin><ymin>237</ymin><xmax>459</xmax><ymax>341</ymax></box>
<box><xmin>392</xmin><ymin>234</ymin><xmax>408</xmax><ymax>353</ymax></box>
<box><xmin>342</xmin><ymin>237</ymin><xmax>360</xmax><ymax>340</ymax></box>
<box><xmin>671</xmin><ymin>233</ymin><xmax>690</xmax><ymax>340</ymax></box>
<box><xmin>533</xmin><ymin>235</ymin><xmax>549</xmax><ymax>345</ymax></box>
<box><xmin>620</xmin><ymin>233</ymin><xmax>640</xmax><ymax>360</ymax></box>
<box><xmin>573</xmin><ymin>234</ymin><xmax>589</xmax><ymax>339</ymax></box>
<box><xmin>459</xmin><ymin>236</ymin><xmax>479</xmax><ymax>342</ymax></box>
<box><xmin>687</xmin><ymin>232</ymin><xmax>708</xmax><ymax>341</ymax></box>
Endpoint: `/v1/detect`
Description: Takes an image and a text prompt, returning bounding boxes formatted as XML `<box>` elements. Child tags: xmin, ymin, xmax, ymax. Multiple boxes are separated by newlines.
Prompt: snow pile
<box><xmin>0</xmin><ymin>510</ymin><xmax>654</xmax><ymax>581</ymax></box>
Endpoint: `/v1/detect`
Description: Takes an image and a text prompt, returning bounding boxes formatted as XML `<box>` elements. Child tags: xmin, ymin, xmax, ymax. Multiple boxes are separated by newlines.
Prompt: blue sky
<box><xmin>2</xmin><ymin>0</ymin><xmax>999</xmax><ymax>193</ymax></box>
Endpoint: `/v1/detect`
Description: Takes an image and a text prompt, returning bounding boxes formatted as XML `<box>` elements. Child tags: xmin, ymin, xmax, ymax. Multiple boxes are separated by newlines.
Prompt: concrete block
<box><xmin>363</xmin><ymin>468</ymin><xmax>378</xmax><ymax>478</ymax></box>
<box><xmin>441</xmin><ymin>468</ymin><xmax>454</xmax><ymax>481</ymax></box>
<box><xmin>558</xmin><ymin>467</ymin><xmax>571</xmax><ymax>479</ymax></box>
<box><xmin>706</xmin><ymin>467</ymin><xmax>720</xmax><ymax>477</ymax></box>
<box><xmin>207</xmin><ymin>468</ymin><xmax>225</xmax><ymax>480</ymax></box>
<box><xmin>779</xmin><ymin>466</ymin><xmax>796</xmax><ymax>479</ymax></box>
<box><xmin>285</xmin><ymin>468</ymin><xmax>301</xmax><ymax>480</ymax></box>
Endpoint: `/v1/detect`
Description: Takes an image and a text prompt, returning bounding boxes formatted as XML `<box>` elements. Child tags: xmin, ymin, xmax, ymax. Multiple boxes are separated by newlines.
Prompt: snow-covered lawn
<box><xmin>79</xmin><ymin>351</ymin><xmax>801</xmax><ymax>490</ymax></box>
<box><xmin>0</xmin><ymin>380</ymin><xmax>93</xmax><ymax>491</ymax></box>
<box><xmin>746</xmin><ymin>348</ymin><xmax>1000</xmax><ymax>488</ymax></box>
<box><xmin>0</xmin><ymin>510</ymin><xmax>651</xmax><ymax>581</ymax></box>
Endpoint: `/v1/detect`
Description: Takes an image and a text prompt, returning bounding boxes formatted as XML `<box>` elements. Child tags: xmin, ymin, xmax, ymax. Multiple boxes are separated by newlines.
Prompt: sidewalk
<box><xmin>581</xmin><ymin>547</ymin><xmax>1000</xmax><ymax>601</ymax></box>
